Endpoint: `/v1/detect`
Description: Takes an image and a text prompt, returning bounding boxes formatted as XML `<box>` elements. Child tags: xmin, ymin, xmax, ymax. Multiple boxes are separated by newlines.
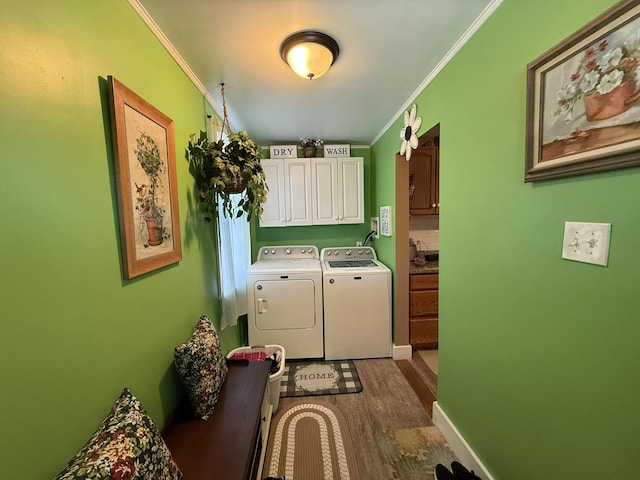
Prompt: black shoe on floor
<box><xmin>451</xmin><ymin>461</ymin><xmax>481</xmax><ymax>479</ymax></box>
<box><xmin>435</xmin><ymin>463</ymin><xmax>456</xmax><ymax>480</ymax></box>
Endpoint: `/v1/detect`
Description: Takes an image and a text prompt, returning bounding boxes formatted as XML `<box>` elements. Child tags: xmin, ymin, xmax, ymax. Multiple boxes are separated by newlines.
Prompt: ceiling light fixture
<box><xmin>279</xmin><ymin>31</ymin><xmax>340</xmax><ymax>80</ymax></box>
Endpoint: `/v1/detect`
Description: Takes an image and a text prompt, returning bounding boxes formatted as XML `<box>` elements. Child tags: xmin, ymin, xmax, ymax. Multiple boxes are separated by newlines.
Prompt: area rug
<box><xmin>264</xmin><ymin>400</ymin><xmax>360</xmax><ymax>480</ymax></box>
<box><xmin>280</xmin><ymin>360</ymin><xmax>363</xmax><ymax>398</ymax></box>
<box><xmin>375</xmin><ymin>426</ymin><xmax>458</xmax><ymax>480</ymax></box>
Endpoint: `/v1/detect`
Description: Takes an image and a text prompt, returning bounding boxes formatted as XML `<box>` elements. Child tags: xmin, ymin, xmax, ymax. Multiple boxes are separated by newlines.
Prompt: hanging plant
<box><xmin>186</xmin><ymin>129</ymin><xmax>268</xmax><ymax>221</ymax></box>
<box><xmin>399</xmin><ymin>104</ymin><xmax>422</xmax><ymax>161</ymax></box>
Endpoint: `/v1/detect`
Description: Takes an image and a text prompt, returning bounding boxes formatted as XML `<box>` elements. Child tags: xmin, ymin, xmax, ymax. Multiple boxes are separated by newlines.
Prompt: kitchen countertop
<box><xmin>409</xmin><ymin>260</ymin><xmax>439</xmax><ymax>274</ymax></box>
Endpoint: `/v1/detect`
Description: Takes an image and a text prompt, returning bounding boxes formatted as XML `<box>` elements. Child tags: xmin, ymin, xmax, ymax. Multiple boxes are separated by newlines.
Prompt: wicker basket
<box><xmin>223</xmin><ymin>176</ymin><xmax>246</xmax><ymax>194</ymax></box>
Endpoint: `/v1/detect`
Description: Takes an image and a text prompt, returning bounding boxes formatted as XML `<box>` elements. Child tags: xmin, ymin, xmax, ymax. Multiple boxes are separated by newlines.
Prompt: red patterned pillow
<box><xmin>55</xmin><ymin>388</ymin><xmax>182</xmax><ymax>479</ymax></box>
<box><xmin>174</xmin><ymin>315</ymin><xmax>228</xmax><ymax>420</ymax></box>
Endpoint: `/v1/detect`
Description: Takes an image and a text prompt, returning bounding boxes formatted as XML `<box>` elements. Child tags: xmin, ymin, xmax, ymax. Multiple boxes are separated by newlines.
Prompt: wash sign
<box><xmin>324</xmin><ymin>144</ymin><xmax>351</xmax><ymax>157</ymax></box>
<box><xmin>269</xmin><ymin>145</ymin><xmax>297</xmax><ymax>158</ymax></box>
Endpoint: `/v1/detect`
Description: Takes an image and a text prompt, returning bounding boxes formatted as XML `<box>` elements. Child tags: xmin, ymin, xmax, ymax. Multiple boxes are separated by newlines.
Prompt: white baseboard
<box><xmin>392</xmin><ymin>344</ymin><xmax>412</xmax><ymax>360</ymax></box>
<box><xmin>432</xmin><ymin>402</ymin><xmax>494</xmax><ymax>480</ymax></box>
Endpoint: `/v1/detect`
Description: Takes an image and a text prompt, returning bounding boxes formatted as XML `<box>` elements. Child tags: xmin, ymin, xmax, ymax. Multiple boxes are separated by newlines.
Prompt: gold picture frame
<box><xmin>108</xmin><ymin>76</ymin><xmax>182</xmax><ymax>279</ymax></box>
<box><xmin>525</xmin><ymin>0</ymin><xmax>640</xmax><ymax>182</ymax></box>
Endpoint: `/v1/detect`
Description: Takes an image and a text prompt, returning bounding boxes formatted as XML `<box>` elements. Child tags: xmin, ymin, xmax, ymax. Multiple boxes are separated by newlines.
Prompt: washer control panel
<box><xmin>320</xmin><ymin>246</ymin><xmax>377</xmax><ymax>261</ymax></box>
<box><xmin>258</xmin><ymin>245</ymin><xmax>319</xmax><ymax>260</ymax></box>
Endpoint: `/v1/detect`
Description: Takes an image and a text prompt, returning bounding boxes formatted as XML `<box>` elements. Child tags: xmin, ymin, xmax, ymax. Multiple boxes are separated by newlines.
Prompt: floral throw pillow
<box><xmin>55</xmin><ymin>388</ymin><xmax>182</xmax><ymax>479</ymax></box>
<box><xmin>174</xmin><ymin>314</ymin><xmax>228</xmax><ymax>420</ymax></box>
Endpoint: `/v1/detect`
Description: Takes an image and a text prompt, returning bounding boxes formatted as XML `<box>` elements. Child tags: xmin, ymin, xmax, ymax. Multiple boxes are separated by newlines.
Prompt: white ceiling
<box><xmin>134</xmin><ymin>0</ymin><xmax>498</xmax><ymax>146</ymax></box>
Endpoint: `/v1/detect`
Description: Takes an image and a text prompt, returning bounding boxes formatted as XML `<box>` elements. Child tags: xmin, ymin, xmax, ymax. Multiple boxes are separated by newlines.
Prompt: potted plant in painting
<box><xmin>134</xmin><ymin>132</ymin><xmax>168</xmax><ymax>246</ymax></box>
<box><xmin>186</xmin><ymin>130</ymin><xmax>268</xmax><ymax>221</ymax></box>
<box><xmin>554</xmin><ymin>37</ymin><xmax>640</xmax><ymax>124</ymax></box>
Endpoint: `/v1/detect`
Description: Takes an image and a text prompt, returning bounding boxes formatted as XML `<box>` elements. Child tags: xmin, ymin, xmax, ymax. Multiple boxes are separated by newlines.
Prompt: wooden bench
<box><xmin>163</xmin><ymin>360</ymin><xmax>272</xmax><ymax>480</ymax></box>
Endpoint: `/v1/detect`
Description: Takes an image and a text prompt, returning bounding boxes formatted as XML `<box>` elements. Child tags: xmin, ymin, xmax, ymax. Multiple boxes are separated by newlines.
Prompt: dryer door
<box><xmin>253</xmin><ymin>279</ymin><xmax>317</xmax><ymax>330</ymax></box>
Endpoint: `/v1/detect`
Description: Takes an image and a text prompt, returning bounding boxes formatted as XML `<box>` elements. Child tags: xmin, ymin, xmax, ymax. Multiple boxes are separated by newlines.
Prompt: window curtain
<box><xmin>216</xmin><ymin>194</ymin><xmax>250</xmax><ymax>330</ymax></box>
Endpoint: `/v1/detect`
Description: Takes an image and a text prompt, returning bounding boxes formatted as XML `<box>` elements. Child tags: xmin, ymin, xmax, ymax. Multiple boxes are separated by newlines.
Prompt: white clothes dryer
<box><xmin>321</xmin><ymin>246</ymin><xmax>392</xmax><ymax>360</ymax></box>
<box><xmin>247</xmin><ymin>245</ymin><xmax>323</xmax><ymax>359</ymax></box>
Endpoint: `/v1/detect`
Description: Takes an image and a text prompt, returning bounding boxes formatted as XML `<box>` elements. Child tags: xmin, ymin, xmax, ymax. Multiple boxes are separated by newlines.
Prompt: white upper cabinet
<box><xmin>260</xmin><ymin>159</ymin><xmax>312</xmax><ymax>227</ymax></box>
<box><xmin>311</xmin><ymin>157</ymin><xmax>364</xmax><ymax>225</ymax></box>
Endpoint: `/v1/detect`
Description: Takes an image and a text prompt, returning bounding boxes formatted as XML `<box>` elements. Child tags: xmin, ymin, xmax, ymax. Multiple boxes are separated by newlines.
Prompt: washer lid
<box><xmin>328</xmin><ymin>260</ymin><xmax>378</xmax><ymax>268</ymax></box>
<box><xmin>322</xmin><ymin>258</ymin><xmax>390</xmax><ymax>274</ymax></box>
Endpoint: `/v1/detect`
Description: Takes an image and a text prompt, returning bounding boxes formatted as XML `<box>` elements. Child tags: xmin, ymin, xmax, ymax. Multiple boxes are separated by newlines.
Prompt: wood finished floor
<box><xmin>275</xmin><ymin>351</ymin><xmax>439</xmax><ymax>479</ymax></box>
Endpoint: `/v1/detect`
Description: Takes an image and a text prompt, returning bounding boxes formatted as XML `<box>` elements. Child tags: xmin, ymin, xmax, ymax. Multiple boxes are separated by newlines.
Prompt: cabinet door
<box><xmin>310</xmin><ymin>158</ymin><xmax>338</xmax><ymax>225</ymax></box>
<box><xmin>409</xmin><ymin>273</ymin><xmax>439</xmax><ymax>290</ymax></box>
<box><xmin>409</xmin><ymin>273</ymin><xmax>438</xmax><ymax>348</ymax></box>
<box><xmin>410</xmin><ymin>318</ymin><xmax>438</xmax><ymax>348</ymax></box>
<box><xmin>259</xmin><ymin>159</ymin><xmax>286</xmax><ymax>227</ymax></box>
<box><xmin>409</xmin><ymin>147</ymin><xmax>439</xmax><ymax>215</ymax></box>
<box><xmin>259</xmin><ymin>159</ymin><xmax>312</xmax><ymax>227</ymax></box>
<box><xmin>410</xmin><ymin>290</ymin><xmax>438</xmax><ymax>316</ymax></box>
<box><xmin>284</xmin><ymin>159</ymin><xmax>312</xmax><ymax>226</ymax></box>
<box><xmin>311</xmin><ymin>157</ymin><xmax>364</xmax><ymax>225</ymax></box>
<box><xmin>338</xmin><ymin>157</ymin><xmax>364</xmax><ymax>224</ymax></box>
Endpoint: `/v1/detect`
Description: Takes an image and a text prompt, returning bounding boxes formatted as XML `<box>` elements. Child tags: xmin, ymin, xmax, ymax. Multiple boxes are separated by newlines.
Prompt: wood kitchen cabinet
<box><xmin>409</xmin><ymin>272</ymin><xmax>438</xmax><ymax>348</ymax></box>
<box><xmin>409</xmin><ymin>147</ymin><xmax>439</xmax><ymax>215</ymax></box>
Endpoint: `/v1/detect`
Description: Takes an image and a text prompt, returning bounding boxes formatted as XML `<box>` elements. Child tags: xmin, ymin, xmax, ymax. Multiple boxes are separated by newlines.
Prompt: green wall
<box><xmin>372</xmin><ymin>0</ymin><xmax>640</xmax><ymax>478</ymax></box>
<box><xmin>0</xmin><ymin>1</ymin><xmax>241</xmax><ymax>478</ymax></box>
<box><xmin>4</xmin><ymin>1</ymin><xmax>640</xmax><ymax>478</ymax></box>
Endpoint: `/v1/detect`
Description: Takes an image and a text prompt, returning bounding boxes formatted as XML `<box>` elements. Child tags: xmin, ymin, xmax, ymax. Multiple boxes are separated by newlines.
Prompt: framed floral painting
<box><xmin>108</xmin><ymin>76</ymin><xmax>182</xmax><ymax>279</ymax></box>
<box><xmin>525</xmin><ymin>0</ymin><xmax>640</xmax><ymax>182</ymax></box>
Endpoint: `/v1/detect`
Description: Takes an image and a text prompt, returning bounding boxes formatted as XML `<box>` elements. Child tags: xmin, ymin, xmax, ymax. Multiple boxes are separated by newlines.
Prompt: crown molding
<box><xmin>371</xmin><ymin>0</ymin><xmax>504</xmax><ymax>146</ymax></box>
<box><xmin>127</xmin><ymin>0</ymin><xmax>226</xmax><ymax>125</ymax></box>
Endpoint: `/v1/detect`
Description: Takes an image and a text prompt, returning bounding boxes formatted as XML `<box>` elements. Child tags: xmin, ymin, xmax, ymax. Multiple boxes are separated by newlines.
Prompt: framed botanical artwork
<box><xmin>108</xmin><ymin>76</ymin><xmax>182</xmax><ymax>279</ymax></box>
<box><xmin>525</xmin><ymin>0</ymin><xmax>640</xmax><ymax>182</ymax></box>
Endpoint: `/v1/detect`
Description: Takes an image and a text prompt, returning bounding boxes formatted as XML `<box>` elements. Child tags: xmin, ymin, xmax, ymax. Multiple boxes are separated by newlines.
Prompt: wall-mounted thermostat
<box><xmin>380</xmin><ymin>206</ymin><xmax>392</xmax><ymax>236</ymax></box>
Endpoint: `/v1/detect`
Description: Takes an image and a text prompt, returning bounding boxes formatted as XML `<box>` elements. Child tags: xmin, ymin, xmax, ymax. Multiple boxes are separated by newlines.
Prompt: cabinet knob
<box><xmin>431</xmin><ymin>203</ymin><xmax>437</xmax><ymax>208</ymax></box>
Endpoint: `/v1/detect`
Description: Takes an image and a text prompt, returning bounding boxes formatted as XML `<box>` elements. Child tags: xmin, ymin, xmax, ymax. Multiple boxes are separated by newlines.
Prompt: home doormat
<box><xmin>280</xmin><ymin>360</ymin><xmax>363</xmax><ymax>397</ymax></box>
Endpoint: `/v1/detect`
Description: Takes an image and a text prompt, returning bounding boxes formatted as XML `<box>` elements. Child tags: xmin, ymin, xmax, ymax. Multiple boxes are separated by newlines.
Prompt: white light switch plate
<box><xmin>562</xmin><ymin>222</ymin><xmax>611</xmax><ymax>266</ymax></box>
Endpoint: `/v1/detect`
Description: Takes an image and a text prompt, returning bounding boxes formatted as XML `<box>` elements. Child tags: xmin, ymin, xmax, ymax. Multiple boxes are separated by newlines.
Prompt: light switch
<box><xmin>562</xmin><ymin>222</ymin><xmax>611</xmax><ymax>266</ymax></box>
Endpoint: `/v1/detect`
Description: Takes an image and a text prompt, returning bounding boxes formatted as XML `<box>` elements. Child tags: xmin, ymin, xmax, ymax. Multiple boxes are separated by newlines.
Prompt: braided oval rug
<box><xmin>264</xmin><ymin>400</ymin><xmax>360</xmax><ymax>480</ymax></box>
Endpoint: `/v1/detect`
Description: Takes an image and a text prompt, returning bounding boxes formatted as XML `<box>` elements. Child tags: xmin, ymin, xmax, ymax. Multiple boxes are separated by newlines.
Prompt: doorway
<box><xmin>394</xmin><ymin>124</ymin><xmax>440</xmax><ymax>357</ymax></box>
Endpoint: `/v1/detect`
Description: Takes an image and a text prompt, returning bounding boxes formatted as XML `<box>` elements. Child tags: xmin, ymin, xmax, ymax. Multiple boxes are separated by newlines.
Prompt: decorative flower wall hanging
<box><xmin>399</xmin><ymin>104</ymin><xmax>422</xmax><ymax>161</ymax></box>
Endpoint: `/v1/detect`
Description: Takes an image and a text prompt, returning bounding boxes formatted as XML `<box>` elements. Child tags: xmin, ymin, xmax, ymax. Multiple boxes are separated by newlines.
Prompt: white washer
<box><xmin>321</xmin><ymin>246</ymin><xmax>392</xmax><ymax>360</ymax></box>
<box><xmin>247</xmin><ymin>245</ymin><xmax>323</xmax><ymax>359</ymax></box>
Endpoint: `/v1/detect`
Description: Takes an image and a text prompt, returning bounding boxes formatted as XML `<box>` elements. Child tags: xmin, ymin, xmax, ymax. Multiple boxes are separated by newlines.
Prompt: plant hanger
<box><xmin>219</xmin><ymin>82</ymin><xmax>233</xmax><ymax>141</ymax></box>
<box><xmin>185</xmin><ymin>85</ymin><xmax>268</xmax><ymax>221</ymax></box>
